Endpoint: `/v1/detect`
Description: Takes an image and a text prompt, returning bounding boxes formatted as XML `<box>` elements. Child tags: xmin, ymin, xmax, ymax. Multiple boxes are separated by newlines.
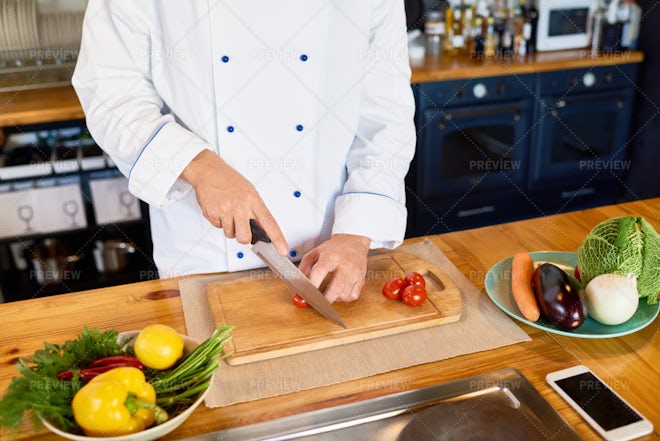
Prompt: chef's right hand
<box><xmin>181</xmin><ymin>149</ymin><xmax>289</xmax><ymax>255</ymax></box>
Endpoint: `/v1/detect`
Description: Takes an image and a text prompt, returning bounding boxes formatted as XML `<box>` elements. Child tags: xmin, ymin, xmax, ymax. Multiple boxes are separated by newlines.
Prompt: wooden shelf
<box><xmin>0</xmin><ymin>85</ymin><xmax>84</xmax><ymax>128</ymax></box>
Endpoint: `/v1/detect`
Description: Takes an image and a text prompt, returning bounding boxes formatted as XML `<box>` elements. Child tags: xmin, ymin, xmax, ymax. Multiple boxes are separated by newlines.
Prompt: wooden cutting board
<box><xmin>206</xmin><ymin>251</ymin><xmax>462</xmax><ymax>365</ymax></box>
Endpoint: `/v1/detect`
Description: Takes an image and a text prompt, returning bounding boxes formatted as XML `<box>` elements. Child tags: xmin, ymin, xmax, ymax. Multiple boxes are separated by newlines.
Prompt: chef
<box><xmin>72</xmin><ymin>1</ymin><xmax>416</xmax><ymax>303</ymax></box>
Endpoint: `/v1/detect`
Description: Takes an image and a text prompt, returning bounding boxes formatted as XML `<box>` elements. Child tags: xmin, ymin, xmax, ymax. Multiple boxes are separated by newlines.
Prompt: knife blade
<box><xmin>249</xmin><ymin>219</ymin><xmax>346</xmax><ymax>328</ymax></box>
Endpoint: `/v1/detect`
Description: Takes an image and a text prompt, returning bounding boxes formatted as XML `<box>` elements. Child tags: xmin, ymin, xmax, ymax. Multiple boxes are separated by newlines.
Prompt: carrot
<box><xmin>510</xmin><ymin>251</ymin><xmax>540</xmax><ymax>322</ymax></box>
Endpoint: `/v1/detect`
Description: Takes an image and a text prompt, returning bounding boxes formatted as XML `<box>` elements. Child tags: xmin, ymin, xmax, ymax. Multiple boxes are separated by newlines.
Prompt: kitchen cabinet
<box><xmin>406</xmin><ymin>50</ymin><xmax>644</xmax><ymax>237</ymax></box>
<box><xmin>0</xmin><ymin>116</ymin><xmax>157</xmax><ymax>303</ymax></box>
<box><xmin>527</xmin><ymin>64</ymin><xmax>638</xmax><ymax>213</ymax></box>
<box><xmin>407</xmin><ymin>73</ymin><xmax>536</xmax><ymax>234</ymax></box>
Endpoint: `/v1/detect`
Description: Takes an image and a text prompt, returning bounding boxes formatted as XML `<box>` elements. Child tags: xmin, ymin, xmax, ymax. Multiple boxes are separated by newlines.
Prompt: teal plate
<box><xmin>485</xmin><ymin>251</ymin><xmax>660</xmax><ymax>338</ymax></box>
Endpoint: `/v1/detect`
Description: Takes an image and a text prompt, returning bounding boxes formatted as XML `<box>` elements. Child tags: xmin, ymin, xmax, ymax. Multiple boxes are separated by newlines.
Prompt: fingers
<box><xmin>213</xmin><ymin>207</ymin><xmax>287</xmax><ymax>252</ymax></box>
<box><xmin>218</xmin><ymin>217</ymin><xmax>235</xmax><ymax>238</ymax></box>
<box><xmin>302</xmin><ymin>235</ymin><xmax>370</xmax><ymax>303</ymax></box>
<box><xmin>187</xmin><ymin>154</ymin><xmax>286</xmax><ymax>247</ymax></box>
<box><xmin>323</xmin><ymin>270</ymin><xmax>364</xmax><ymax>303</ymax></box>
<box><xmin>233</xmin><ymin>212</ymin><xmax>251</xmax><ymax>245</ymax></box>
<box><xmin>308</xmin><ymin>257</ymin><xmax>364</xmax><ymax>303</ymax></box>
<box><xmin>253</xmin><ymin>209</ymin><xmax>289</xmax><ymax>255</ymax></box>
<box><xmin>297</xmin><ymin>250</ymin><xmax>317</xmax><ymax>278</ymax></box>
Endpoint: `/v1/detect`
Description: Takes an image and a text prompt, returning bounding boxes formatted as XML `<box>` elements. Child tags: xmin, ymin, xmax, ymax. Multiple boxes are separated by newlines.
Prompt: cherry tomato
<box><xmin>382</xmin><ymin>277</ymin><xmax>406</xmax><ymax>300</ymax></box>
<box><xmin>404</xmin><ymin>271</ymin><xmax>426</xmax><ymax>288</ymax></box>
<box><xmin>292</xmin><ymin>293</ymin><xmax>309</xmax><ymax>308</ymax></box>
<box><xmin>402</xmin><ymin>284</ymin><xmax>428</xmax><ymax>307</ymax></box>
<box><xmin>574</xmin><ymin>265</ymin><xmax>581</xmax><ymax>282</ymax></box>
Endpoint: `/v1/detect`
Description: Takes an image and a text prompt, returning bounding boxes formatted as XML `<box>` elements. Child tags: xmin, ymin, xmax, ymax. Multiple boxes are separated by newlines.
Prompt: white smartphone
<box><xmin>546</xmin><ymin>365</ymin><xmax>653</xmax><ymax>441</ymax></box>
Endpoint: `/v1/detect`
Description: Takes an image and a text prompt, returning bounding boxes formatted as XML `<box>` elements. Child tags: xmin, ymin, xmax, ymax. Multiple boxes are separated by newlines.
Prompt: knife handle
<box><xmin>249</xmin><ymin>219</ymin><xmax>271</xmax><ymax>244</ymax></box>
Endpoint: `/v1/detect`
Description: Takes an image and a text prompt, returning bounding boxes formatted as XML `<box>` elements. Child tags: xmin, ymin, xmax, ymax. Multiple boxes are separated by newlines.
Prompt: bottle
<box><xmin>498</xmin><ymin>2</ymin><xmax>516</xmax><ymax>57</ymax></box>
<box><xmin>510</xmin><ymin>1</ymin><xmax>525</xmax><ymax>56</ymax></box>
<box><xmin>590</xmin><ymin>1</ymin><xmax>605</xmax><ymax>56</ymax></box>
<box><xmin>444</xmin><ymin>5</ymin><xmax>455</xmax><ymax>54</ymax></box>
<box><xmin>484</xmin><ymin>16</ymin><xmax>497</xmax><ymax>57</ymax></box>
<box><xmin>524</xmin><ymin>0</ymin><xmax>538</xmax><ymax>54</ymax></box>
<box><xmin>471</xmin><ymin>16</ymin><xmax>486</xmax><ymax>58</ymax></box>
<box><xmin>425</xmin><ymin>10</ymin><xmax>445</xmax><ymax>55</ymax></box>
<box><xmin>601</xmin><ymin>0</ymin><xmax>622</xmax><ymax>53</ymax></box>
<box><xmin>451</xmin><ymin>4</ymin><xmax>466</xmax><ymax>53</ymax></box>
<box><xmin>462</xmin><ymin>2</ymin><xmax>476</xmax><ymax>55</ymax></box>
<box><xmin>492</xmin><ymin>0</ymin><xmax>507</xmax><ymax>56</ymax></box>
<box><xmin>621</xmin><ymin>0</ymin><xmax>641</xmax><ymax>50</ymax></box>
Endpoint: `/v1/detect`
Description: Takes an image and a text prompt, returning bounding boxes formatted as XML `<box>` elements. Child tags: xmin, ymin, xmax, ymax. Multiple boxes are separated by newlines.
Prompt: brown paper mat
<box><xmin>179</xmin><ymin>238</ymin><xmax>530</xmax><ymax>407</ymax></box>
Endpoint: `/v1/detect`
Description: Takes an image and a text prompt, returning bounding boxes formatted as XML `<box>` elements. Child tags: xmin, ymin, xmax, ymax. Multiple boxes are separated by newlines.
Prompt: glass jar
<box><xmin>425</xmin><ymin>10</ymin><xmax>445</xmax><ymax>55</ymax></box>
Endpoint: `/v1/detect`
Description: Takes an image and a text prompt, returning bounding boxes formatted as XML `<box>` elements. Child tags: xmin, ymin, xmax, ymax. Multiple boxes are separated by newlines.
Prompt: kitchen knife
<box><xmin>249</xmin><ymin>219</ymin><xmax>346</xmax><ymax>328</ymax></box>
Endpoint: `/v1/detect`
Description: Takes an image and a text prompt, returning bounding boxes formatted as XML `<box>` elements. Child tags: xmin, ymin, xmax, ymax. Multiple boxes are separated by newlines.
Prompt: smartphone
<box><xmin>546</xmin><ymin>365</ymin><xmax>653</xmax><ymax>441</ymax></box>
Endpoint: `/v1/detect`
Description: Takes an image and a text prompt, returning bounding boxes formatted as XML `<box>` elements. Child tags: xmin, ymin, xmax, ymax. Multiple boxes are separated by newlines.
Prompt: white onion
<box><xmin>585</xmin><ymin>273</ymin><xmax>639</xmax><ymax>325</ymax></box>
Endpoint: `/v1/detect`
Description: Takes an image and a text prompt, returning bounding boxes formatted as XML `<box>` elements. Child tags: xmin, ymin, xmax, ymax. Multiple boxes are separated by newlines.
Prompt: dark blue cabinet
<box><xmin>406</xmin><ymin>64</ymin><xmax>640</xmax><ymax>237</ymax></box>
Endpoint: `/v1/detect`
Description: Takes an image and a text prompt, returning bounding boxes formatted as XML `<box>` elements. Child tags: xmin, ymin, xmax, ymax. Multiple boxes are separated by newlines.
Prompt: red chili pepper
<box><xmin>57</xmin><ymin>362</ymin><xmax>141</xmax><ymax>382</ymax></box>
<box><xmin>87</xmin><ymin>355</ymin><xmax>144</xmax><ymax>369</ymax></box>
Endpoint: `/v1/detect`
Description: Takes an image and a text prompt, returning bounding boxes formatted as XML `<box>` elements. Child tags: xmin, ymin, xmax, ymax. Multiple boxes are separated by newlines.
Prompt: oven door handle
<box><xmin>440</xmin><ymin>105</ymin><xmax>523</xmax><ymax>126</ymax></box>
<box><xmin>553</xmin><ymin>93</ymin><xmax>628</xmax><ymax>109</ymax></box>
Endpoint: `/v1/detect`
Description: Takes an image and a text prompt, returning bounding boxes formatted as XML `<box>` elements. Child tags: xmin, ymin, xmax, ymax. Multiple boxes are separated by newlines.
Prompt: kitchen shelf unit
<box><xmin>0</xmin><ymin>117</ymin><xmax>157</xmax><ymax>303</ymax></box>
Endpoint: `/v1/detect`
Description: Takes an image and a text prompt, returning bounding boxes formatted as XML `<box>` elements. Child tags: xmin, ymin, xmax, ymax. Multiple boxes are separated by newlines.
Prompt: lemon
<box><xmin>134</xmin><ymin>324</ymin><xmax>184</xmax><ymax>370</ymax></box>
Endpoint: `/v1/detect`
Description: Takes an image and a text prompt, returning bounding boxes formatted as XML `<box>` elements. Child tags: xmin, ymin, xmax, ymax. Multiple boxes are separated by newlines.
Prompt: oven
<box><xmin>406</xmin><ymin>74</ymin><xmax>535</xmax><ymax>236</ymax></box>
<box><xmin>528</xmin><ymin>64</ymin><xmax>639</xmax><ymax>212</ymax></box>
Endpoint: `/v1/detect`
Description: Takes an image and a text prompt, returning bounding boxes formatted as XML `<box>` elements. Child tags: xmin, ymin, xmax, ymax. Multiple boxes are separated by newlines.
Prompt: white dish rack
<box><xmin>0</xmin><ymin>0</ymin><xmax>87</xmax><ymax>91</ymax></box>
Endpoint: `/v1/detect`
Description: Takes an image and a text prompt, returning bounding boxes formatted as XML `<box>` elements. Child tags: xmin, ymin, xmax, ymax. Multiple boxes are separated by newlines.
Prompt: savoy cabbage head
<box><xmin>577</xmin><ymin>216</ymin><xmax>660</xmax><ymax>305</ymax></box>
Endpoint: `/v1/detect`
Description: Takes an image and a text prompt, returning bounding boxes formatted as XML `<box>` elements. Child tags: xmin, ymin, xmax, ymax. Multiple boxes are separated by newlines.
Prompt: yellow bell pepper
<box><xmin>72</xmin><ymin>366</ymin><xmax>168</xmax><ymax>437</ymax></box>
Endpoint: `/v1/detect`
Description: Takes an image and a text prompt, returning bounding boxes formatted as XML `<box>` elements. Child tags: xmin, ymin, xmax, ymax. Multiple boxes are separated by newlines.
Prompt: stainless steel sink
<box><xmin>184</xmin><ymin>368</ymin><xmax>582</xmax><ymax>441</ymax></box>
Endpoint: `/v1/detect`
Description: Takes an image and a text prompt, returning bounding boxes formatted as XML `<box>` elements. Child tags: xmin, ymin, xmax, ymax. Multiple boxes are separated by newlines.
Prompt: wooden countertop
<box><xmin>0</xmin><ymin>50</ymin><xmax>643</xmax><ymax>130</ymax></box>
<box><xmin>410</xmin><ymin>49</ymin><xmax>644</xmax><ymax>82</ymax></box>
<box><xmin>1</xmin><ymin>198</ymin><xmax>659</xmax><ymax>440</ymax></box>
<box><xmin>0</xmin><ymin>86</ymin><xmax>84</xmax><ymax>128</ymax></box>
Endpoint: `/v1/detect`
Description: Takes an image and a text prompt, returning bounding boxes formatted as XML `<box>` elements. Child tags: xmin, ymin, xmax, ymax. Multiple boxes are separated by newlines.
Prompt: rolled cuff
<box><xmin>332</xmin><ymin>192</ymin><xmax>407</xmax><ymax>249</ymax></box>
<box><xmin>128</xmin><ymin>122</ymin><xmax>209</xmax><ymax>207</ymax></box>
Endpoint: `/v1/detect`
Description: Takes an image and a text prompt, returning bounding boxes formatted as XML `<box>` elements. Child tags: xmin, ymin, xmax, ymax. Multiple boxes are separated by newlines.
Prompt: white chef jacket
<box><xmin>72</xmin><ymin>0</ymin><xmax>416</xmax><ymax>277</ymax></box>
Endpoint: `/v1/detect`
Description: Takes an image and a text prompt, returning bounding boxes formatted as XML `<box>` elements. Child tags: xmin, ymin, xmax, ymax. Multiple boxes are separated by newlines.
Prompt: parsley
<box><xmin>0</xmin><ymin>327</ymin><xmax>131</xmax><ymax>433</ymax></box>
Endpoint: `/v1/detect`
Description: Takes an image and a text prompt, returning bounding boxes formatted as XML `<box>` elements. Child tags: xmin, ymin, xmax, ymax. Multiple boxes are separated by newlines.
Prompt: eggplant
<box><xmin>532</xmin><ymin>263</ymin><xmax>587</xmax><ymax>330</ymax></box>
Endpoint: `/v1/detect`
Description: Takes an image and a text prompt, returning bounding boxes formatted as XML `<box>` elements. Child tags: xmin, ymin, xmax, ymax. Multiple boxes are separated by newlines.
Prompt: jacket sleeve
<box><xmin>331</xmin><ymin>0</ymin><xmax>417</xmax><ymax>249</ymax></box>
<box><xmin>71</xmin><ymin>0</ymin><xmax>209</xmax><ymax>208</ymax></box>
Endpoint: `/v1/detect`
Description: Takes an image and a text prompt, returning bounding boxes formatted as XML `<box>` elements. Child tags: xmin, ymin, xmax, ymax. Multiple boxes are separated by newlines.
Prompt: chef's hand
<box><xmin>181</xmin><ymin>149</ymin><xmax>289</xmax><ymax>255</ymax></box>
<box><xmin>298</xmin><ymin>234</ymin><xmax>371</xmax><ymax>303</ymax></box>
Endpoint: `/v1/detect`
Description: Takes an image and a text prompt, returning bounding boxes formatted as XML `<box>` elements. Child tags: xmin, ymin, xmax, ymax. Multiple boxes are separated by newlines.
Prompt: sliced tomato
<box><xmin>382</xmin><ymin>277</ymin><xmax>406</xmax><ymax>300</ymax></box>
<box><xmin>404</xmin><ymin>271</ymin><xmax>426</xmax><ymax>288</ymax></box>
<box><xmin>402</xmin><ymin>284</ymin><xmax>428</xmax><ymax>307</ymax></box>
<box><xmin>292</xmin><ymin>293</ymin><xmax>309</xmax><ymax>308</ymax></box>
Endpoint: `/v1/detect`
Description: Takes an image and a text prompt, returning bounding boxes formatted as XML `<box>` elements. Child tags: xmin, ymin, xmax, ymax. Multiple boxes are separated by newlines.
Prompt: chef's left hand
<box><xmin>298</xmin><ymin>234</ymin><xmax>371</xmax><ymax>303</ymax></box>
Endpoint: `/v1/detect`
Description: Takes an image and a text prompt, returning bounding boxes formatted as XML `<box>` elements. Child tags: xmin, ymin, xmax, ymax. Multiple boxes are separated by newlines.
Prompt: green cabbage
<box><xmin>577</xmin><ymin>216</ymin><xmax>660</xmax><ymax>305</ymax></box>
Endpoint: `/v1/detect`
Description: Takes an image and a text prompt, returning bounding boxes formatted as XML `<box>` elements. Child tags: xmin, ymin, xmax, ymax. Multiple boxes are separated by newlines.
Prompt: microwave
<box><xmin>536</xmin><ymin>0</ymin><xmax>595</xmax><ymax>51</ymax></box>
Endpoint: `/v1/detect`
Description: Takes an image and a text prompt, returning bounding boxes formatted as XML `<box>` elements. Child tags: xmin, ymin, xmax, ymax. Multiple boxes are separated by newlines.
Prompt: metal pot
<box><xmin>93</xmin><ymin>240</ymin><xmax>136</xmax><ymax>273</ymax></box>
<box><xmin>31</xmin><ymin>255</ymin><xmax>83</xmax><ymax>285</ymax></box>
<box><xmin>29</xmin><ymin>238</ymin><xmax>83</xmax><ymax>285</ymax></box>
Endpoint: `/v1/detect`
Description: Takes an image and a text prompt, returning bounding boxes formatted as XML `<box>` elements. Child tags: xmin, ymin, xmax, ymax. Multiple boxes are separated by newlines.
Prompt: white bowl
<box><xmin>40</xmin><ymin>331</ymin><xmax>212</xmax><ymax>441</ymax></box>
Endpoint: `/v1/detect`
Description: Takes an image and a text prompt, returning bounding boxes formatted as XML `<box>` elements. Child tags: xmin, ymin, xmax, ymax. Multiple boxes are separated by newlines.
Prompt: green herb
<box><xmin>0</xmin><ymin>327</ymin><xmax>129</xmax><ymax>433</ymax></box>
